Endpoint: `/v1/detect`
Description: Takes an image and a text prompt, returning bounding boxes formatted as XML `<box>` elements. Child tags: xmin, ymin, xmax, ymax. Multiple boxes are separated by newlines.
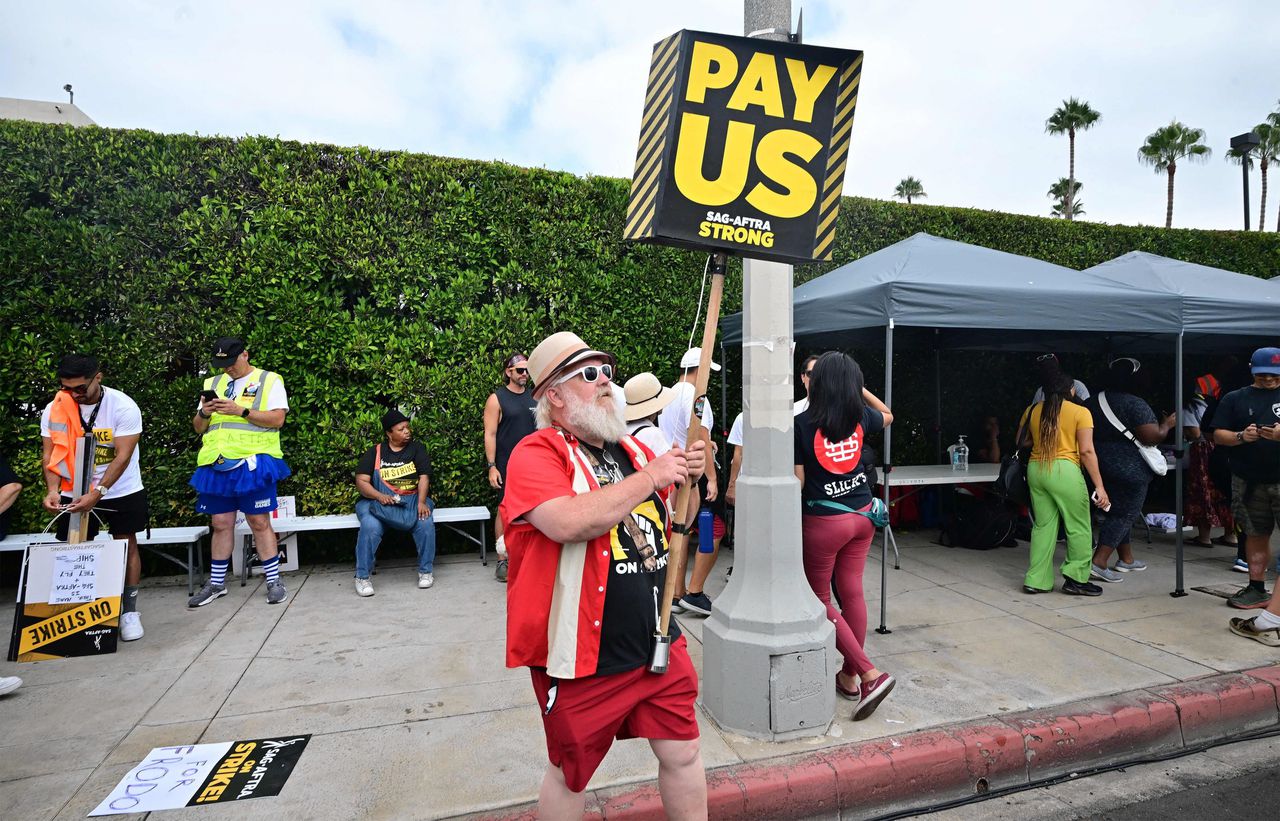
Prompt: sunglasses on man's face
<box><xmin>803</xmin><ymin>369</ymin><xmax>814</xmax><ymax>377</ymax></box>
<box><xmin>556</xmin><ymin>363</ymin><xmax>613</xmax><ymax>385</ymax></box>
<box><xmin>513</xmin><ymin>367</ymin><xmax>528</xmax><ymax>375</ymax></box>
<box><xmin>60</xmin><ymin>382</ymin><xmax>92</xmax><ymax>395</ymax></box>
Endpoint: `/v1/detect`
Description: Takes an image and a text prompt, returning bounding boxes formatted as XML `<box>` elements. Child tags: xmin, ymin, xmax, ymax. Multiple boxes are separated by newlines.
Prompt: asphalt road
<box><xmin>922</xmin><ymin>733</ymin><xmax>1280</xmax><ymax>821</ymax></box>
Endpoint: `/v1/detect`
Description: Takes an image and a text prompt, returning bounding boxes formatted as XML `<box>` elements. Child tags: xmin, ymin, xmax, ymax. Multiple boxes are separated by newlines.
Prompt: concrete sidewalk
<box><xmin>1</xmin><ymin>528</ymin><xmax>1277</xmax><ymax>820</ymax></box>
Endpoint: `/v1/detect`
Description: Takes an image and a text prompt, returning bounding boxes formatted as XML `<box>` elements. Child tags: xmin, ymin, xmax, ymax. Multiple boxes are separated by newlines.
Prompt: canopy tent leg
<box><xmin>934</xmin><ymin>342</ymin><xmax>943</xmax><ymax>463</ymax></box>
<box><xmin>1172</xmin><ymin>332</ymin><xmax>1187</xmax><ymax>597</ymax></box>
<box><xmin>877</xmin><ymin>321</ymin><xmax>895</xmax><ymax>635</ymax></box>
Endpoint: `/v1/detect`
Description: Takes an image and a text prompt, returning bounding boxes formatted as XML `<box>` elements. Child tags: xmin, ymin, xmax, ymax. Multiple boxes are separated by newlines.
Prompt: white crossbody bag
<box><xmin>1097</xmin><ymin>392</ymin><xmax>1168</xmax><ymax>476</ymax></box>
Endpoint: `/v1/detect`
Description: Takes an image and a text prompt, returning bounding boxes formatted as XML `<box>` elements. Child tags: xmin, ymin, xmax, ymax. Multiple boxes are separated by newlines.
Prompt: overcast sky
<box><xmin>4</xmin><ymin>1</ymin><xmax>1278</xmax><ymax>231</ymax></box>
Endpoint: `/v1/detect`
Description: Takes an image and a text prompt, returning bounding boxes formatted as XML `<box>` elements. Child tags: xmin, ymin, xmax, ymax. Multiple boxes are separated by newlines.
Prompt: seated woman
<box><xmin>353</xmin><ymin>409</ymin><xmax>436</xmax><ymax>597</ymax></box>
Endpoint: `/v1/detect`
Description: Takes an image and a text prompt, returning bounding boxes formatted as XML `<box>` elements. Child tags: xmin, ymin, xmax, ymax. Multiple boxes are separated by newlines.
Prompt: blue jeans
<box><xmin>354</xmin><ymin>496</ymin><xmax>436</xmax><ymax>577</ymax></box>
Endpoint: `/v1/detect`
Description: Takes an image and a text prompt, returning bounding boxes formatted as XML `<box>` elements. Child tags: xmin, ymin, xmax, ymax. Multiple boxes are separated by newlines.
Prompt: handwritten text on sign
<box><xmin>49</xmin><ymin>550</ymin><xmax>100</xmax><ymax>604</ymax></box>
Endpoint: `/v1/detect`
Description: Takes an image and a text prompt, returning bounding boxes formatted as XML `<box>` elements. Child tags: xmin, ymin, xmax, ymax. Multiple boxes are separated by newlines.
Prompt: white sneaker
<box><xmin>0</xmin><ymin>676</ymin><xmax>21</xmax><ymax>696</ymax></box>
<box><xmin>120</xmin><ymin>612</ymin><xmax>144</xmax><ymax>641</ymax></box>
<box><xmin>418</xmin><ymin>572</ymin><xmax>434</xmax><ymax>589</ymax></box>
<box><xmin>354</xmin><ymin>578</ymin><xmax>374</xmax><ymax>597</ymax></box>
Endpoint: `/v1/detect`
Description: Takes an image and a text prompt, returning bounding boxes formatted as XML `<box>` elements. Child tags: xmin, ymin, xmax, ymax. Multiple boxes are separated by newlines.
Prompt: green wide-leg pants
<box><xmin>1026</xmin><ymin>459</ymin><xmax>1093</xmax><ymax>589</ymax></box>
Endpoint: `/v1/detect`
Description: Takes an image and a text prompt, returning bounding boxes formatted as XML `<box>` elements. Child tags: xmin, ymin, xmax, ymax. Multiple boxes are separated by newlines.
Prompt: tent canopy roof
<box><xmin>722</xmin><ymin>233</ymin><xmax>1183</xmax><ymax>351</ymax></box>
<box><xmin>1083</xmin><ymin>251</ymin><xmax>1280</xmax><ymax>339</ymax></box>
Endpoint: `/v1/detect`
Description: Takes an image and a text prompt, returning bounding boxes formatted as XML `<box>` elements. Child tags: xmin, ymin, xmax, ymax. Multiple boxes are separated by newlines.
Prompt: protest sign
<box><xmin>624</xmin><ymin>29</ymin><xmax>863</xmax><ymax>263</ymax></box>
<box><xmin>90</xmin><ymin>735</ymin><xmax>311</xmax><ymax>816</ymax></box>
<box><xmin>7</xmin><ymin>540</ymin><xmax>126</xmax><ymax>662</ymax></box>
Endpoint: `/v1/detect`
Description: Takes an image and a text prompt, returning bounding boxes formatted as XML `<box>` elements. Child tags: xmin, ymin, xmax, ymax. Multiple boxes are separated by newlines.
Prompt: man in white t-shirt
<box><xmin>658</xmin><ymin>348</ymin><xmax>721</xmax><ymax>616</ymax></box>
<box><xmin>623</xmin><ymin>372</ymin><xmax>675</xmax><ymax>455</ymax></box>
<box><xmin>793</xmin><ymin>354</ymin><xmax>818</xmax><ymax>415</ymax></box>
<box><xmin>40</xmin><ymin>355</ymin><xmax>148</xmax><ymax>641</ymax></box>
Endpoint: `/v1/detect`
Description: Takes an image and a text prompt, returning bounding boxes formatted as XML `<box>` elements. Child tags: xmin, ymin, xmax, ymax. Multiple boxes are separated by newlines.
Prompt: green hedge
<box><xmin>1</xmin><ymin>121</ymin><xmax>1276</xmax><ymax>535</ymax></box>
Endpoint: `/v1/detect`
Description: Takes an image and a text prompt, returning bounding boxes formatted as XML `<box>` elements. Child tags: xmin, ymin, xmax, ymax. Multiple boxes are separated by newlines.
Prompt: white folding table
<box><xmin>876</xmin><ymin>464</ymin><xmax>1002</xmax><ymax>633</ymax></box>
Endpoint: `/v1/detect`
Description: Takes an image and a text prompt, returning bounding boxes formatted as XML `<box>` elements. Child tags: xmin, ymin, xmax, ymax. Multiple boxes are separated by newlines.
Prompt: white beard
<box><xmin>563</xmin><ymin>386</ymin><xmax>626</xmax><ymax>443</ymax></box>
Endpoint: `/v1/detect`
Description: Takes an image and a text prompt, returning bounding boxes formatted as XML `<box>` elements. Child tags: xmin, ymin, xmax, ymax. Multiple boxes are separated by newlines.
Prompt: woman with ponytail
<box><xmin>1018</xmin><ymin>372</ymin><xmax>1109</xmax><ymax>595</ymax></box>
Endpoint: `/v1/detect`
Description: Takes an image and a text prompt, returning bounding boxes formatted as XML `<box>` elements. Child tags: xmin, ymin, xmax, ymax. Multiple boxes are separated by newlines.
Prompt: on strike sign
<box><xmin>624</xmin><ymin>30</ymin><xmax>863</xmax><ymax>263</ymax></box>
<box><xmin>90</xmin><ymin>736</ymin><xmax>310</xmax><ymax>816</ymax></box>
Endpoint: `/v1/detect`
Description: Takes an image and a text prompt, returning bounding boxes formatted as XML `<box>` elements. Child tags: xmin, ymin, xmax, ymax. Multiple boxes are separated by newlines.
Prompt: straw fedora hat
<box><xmin>527</xmin><ymin>331</ymin><xmax>616</xmax><ymax>398</ymax></box>
<box><xmin>623</xmin><ymin>372</ymin><xmax>674</xmax><ymax>421</ymax></box>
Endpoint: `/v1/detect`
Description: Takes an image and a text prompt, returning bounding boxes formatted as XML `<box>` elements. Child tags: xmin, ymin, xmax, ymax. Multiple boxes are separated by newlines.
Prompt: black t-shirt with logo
<box><xmin>577</xmin><ymin>440</ymin><xmax>678</xmax><ymax>676</ymax></box>
<box><xmin>1209</xmin><ymin>385</ymin><xmax>1280</xmax><ymax>482</ymax></box>
<box><xmin>355</xmin><ymin>441</ymin><xmax>432</xmax><ymax>494</ymax></box>
<box><xmin>794</xmin><ymin>406</ymin><xmax>885</xmax><ymax>514</ymax></box>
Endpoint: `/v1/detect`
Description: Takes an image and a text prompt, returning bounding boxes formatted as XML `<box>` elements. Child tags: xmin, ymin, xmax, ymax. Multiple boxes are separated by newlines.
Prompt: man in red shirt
<box><xmin>501</xmin><ymin>331</ymin><xmax>708</xmax><ymax>819</ymax></box>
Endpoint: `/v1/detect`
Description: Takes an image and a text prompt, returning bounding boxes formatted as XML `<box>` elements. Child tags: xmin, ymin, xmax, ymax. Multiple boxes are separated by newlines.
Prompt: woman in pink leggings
<box><xmin>794</xmin><ymin>351</ymin><xmax>895</xmax><ymax>720</ymax></box>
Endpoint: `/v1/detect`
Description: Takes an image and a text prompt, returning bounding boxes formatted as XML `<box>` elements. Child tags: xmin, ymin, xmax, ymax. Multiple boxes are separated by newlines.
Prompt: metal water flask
<box><xmin>697</xmin><ymin>507</ymin><xmax>714</xmax><ymax>553</ymax></box>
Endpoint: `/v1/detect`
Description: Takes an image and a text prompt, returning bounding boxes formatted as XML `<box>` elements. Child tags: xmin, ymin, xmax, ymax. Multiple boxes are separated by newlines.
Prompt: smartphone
<box><xmin>199</xmin><ymin>389</ymin><xmax>218</xmax><ymax>402</ymax></box>
<box><xmin>1090</xmin><ymin>490</ymin><xmax>1112</xmax><ymax>512</ymax></box>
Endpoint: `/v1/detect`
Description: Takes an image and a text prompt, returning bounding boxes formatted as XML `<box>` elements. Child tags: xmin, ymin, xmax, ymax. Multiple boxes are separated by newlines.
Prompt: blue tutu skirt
<box><xmin>190</xmin><ymin>454</ymin><xmax>292</xmax><ymax>496</ymax></box>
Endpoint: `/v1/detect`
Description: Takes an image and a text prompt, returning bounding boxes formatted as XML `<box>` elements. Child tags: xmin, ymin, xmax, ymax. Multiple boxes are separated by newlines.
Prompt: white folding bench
<box><xmin>233</xmin><ymin>505</ymin><xmax>490</xmax><ymax>585</ymax></box>
<box><xmin>1</xmin><ymin>526</ymin><xmax>210</xmax><ymax>595</ymax></box>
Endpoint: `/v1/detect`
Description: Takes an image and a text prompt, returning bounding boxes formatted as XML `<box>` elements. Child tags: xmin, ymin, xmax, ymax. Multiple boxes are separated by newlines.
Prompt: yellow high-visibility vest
<box><xmin>196</xmin><ymin>368</ymin><xmax>285</xmax><ymax>465</ymax></box>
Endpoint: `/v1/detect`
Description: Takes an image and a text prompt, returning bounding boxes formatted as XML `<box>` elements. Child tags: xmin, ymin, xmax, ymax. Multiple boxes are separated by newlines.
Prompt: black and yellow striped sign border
<box><xmin>624</xmin><ymin>36</ymin><xmax>863</xmax><ymax>262</ymax></box>
<box><xmin>624</xmin><ymin>33</ymin><xmax>681</xmax><ymax>243</ymax></box>
<box><xmin>813</xmin><ymin>52</ymin><xmax>862</xmax><ymax>261</ymax></box>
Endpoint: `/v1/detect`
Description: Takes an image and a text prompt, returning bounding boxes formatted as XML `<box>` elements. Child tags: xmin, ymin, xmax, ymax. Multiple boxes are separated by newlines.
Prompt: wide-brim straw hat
<box><xmin>527</xmin><ymin>331</ymin><xmax>616</xmax><ymax>398</ymax></box>
<box><xmin>623</xmin><ymin>372</ymin><xmax>674</xmax><ymax>421</ymax></box>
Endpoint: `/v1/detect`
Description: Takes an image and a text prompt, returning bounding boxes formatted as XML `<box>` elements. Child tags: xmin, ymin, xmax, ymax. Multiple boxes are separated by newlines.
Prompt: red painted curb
<box><xmin>1150</xmin><ymin>672</ymin><xmax>1280</xmax><ymax>745</ymax></box>
<box><xmin>459</xmin><ymin>670</ymin><xmax>1280</xmax><ymax>821</ymax></box>
<box><xmin>1004</xmin><ymin>690</ymin><xmax>1182</xmax><ymax>780</ymax></box>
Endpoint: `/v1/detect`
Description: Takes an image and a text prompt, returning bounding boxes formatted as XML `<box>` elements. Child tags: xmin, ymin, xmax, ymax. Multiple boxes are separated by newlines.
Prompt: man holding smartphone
<box><xmin>40</xmin><ymin>355</ymin><xmax>148</xmax><ymax>640</ymax></box>
<box><xmin>1212</xmin><ymin>347</ymin><xmax>1280</xmax><ymax>623</ymax></box>
<box><xmin>188</xmin><ymin>338</ymin><xmax>292</xmax><ymax>607</ymax></box>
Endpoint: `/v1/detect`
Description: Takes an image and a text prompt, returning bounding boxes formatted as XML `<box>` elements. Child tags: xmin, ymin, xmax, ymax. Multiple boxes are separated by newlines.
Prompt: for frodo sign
<box><xmin>624</xmin><ymin>30</ymin><xmax>863</xmax><ymax>263</ymax></box>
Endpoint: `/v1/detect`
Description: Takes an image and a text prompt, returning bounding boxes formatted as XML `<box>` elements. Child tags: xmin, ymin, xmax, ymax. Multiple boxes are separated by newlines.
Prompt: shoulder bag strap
<box><xmin>1097</xmin><ymin>392</ymin><xmax>1139</xmax><ymax>445</ymax></box>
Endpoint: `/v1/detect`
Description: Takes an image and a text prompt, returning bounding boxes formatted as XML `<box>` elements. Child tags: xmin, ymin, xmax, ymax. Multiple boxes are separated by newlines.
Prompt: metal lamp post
<box><xmin>1230</xmin><ymin>132</ymin><xmax>1260</xmax><ymax>231</ymax></box>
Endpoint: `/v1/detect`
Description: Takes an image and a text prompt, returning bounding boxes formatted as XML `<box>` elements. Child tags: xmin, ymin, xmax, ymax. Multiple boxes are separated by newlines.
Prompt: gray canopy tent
<box><xmin>721</xmin><ymin>233</ymin><xmax>1273</xmax><ymax>629</ymax></box>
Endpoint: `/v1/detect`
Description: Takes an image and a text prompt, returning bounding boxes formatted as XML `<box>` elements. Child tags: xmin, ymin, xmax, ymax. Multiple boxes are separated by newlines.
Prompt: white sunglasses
<box><xmin>1110</xmin><ymin>357</ymin><xmax>1141</xmax><ymax>373</ymax></box>
<box><xmin>556</xmin><ymin>363</ymin><xmax>614</xmax><ymax>385</ymax></box>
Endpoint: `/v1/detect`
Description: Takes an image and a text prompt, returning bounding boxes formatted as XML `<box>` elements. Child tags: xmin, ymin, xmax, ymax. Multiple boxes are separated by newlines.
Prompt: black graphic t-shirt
<box><xmin>1209</xmin><ymin>385</ymin><xmax>1280</xmax><ymax>482</ymax></box>
<box><xmin>355</xmin><ymin>441</ymin><xmax>432</xmax><ymax>494</ymax></box>
<box><xmin>578</xmin><ymin>440</ymin><xmax>679</xmax><ymax>676</ymax></box>
<box><xmin>794</xmin><ymin>406</ymin><xmax>885</xmax><ymax>515</ymax></box>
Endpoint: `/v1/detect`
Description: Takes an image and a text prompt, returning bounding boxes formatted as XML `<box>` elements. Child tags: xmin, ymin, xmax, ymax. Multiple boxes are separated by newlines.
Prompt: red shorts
<box><xmin>530</xmin><ymin>636</ymin><xmax>699</xmax><ymax>793</ymax></box>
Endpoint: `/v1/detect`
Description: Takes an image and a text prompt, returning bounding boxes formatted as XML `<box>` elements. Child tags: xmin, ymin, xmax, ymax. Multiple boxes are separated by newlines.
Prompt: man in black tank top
<box><xmin>484</xmin><ymin>353</ymin><xmax>537</xmax><ymax>581</ymax></box>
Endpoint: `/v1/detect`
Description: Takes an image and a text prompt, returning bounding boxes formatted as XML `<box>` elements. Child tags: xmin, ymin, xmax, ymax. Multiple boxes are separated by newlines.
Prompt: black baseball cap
<box><xmin>210</xmin><ymin>337</ymin><xmax>246</xmax><ymax>368</ymax></box>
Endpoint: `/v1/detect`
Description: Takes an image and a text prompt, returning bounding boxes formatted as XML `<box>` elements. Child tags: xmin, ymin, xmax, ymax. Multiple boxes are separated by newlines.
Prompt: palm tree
<box><xmin>893</xmin><ymin>177</ymin><xmax>926</xmax><ymax>204</ymax></box>
<box><xmin>1138</xmin><ymin>121</ymin><xmax>1211</xmax><ymax>228</ymax></box>
<box><xmin>1047</xmin><ymin>177</ymin><xmax>1084</xmax><ymax>218</ymax></box>
<box><xmin>1045</xmin><ymin>98</ymin><xmax>1100</xmax><ymax>221</ymax></box>
<box><xmin>1269</xmin><ymin>102</ymin><xmax>1280</xmax><ymax>231</ymax></box>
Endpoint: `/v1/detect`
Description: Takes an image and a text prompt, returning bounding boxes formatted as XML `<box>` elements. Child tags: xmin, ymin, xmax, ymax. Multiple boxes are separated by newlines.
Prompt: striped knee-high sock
<box><xmin>210</xmin><ymin>559</ymin><xmax>228</xmax><ymax>588</ymax></box>
<box><xmin>261</xmin><ymin>555</ymin><xmax>280</xmax><ymax>585</ymax></box>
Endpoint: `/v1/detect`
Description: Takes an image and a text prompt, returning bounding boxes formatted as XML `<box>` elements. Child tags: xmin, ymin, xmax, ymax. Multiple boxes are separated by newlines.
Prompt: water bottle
<box><xmin>697</xmin><ymin>508</ymin><xmax>715</xmax><ymax>554</ymax></box>
<box><xmin>949</xmin><ymin>435</ymin><xmax>969</xmax><ymax>471</ymax></box>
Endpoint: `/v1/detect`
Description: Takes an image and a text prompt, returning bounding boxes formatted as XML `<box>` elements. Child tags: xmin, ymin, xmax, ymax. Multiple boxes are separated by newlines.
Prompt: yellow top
<box><xmin>1021</xmin><ymin>401</ymin><xmax>1094</xmax><ymax>465</ymax></box>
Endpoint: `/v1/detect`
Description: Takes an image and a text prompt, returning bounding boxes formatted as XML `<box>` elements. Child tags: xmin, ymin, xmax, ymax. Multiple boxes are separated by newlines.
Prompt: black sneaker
<box><xmin>1061</xmin><ymin>578</ymin><xmax>1103</xmax><ymax>597</ymax></box>
<box><xmin>679</xmin><ymin>591</ymin><xmax>713</xmax><ymax>616</ymax></box>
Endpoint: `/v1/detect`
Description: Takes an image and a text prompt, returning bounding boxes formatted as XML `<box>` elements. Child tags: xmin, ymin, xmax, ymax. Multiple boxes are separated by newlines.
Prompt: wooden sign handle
<box><xmin>657</xmin><ymin>254</ymin><xmax>727</xmax><ymax>637</ymax></box>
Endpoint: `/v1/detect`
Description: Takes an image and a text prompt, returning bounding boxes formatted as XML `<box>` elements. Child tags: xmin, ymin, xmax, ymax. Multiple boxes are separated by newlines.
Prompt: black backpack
<box><xmin>939</xmin><ymin>493</ymin><xmax>1016</xmax><ymax>550</ymax></box>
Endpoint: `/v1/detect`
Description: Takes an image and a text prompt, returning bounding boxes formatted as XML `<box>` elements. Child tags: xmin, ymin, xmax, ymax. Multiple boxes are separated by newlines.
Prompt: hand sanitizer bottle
<box><xmin>949</xmin><ymin>435</ymin><xmax>969</xmax><ymax>471</ymax></box>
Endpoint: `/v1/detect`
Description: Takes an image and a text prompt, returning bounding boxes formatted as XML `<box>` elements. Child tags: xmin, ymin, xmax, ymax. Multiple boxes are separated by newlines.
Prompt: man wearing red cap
<box><xmin>501</xmin><ymin>331</ymin><xmax>709</xmax><ymax>819</ymax></box>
